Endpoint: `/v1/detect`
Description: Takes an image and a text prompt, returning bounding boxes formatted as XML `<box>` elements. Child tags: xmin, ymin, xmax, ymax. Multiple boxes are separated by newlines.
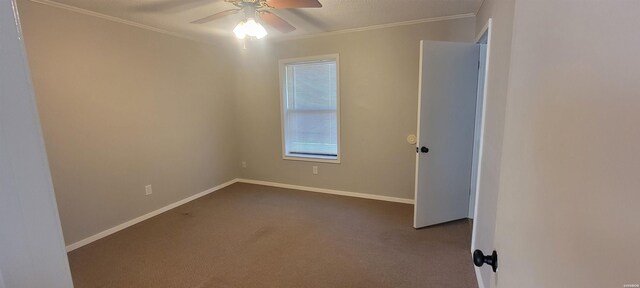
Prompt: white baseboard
<box><xmin>237</xmin><ymin>179</ymin><xmax>415</xmax><ymax>204</ymax></box>
<box><xmin>65</xmin><ymin>178</ymin><xmax>239</xmax><ymax>252</ymax></box>
<box><xmin>66</xmin><ymin>178</ymin><xmax>414</xmax><ymax>252</ymax></box>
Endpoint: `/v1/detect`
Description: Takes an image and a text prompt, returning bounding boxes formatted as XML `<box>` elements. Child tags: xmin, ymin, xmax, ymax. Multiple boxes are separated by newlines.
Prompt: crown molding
<box><xmin>27</xmin><ymin>0</ymin><xmax>217</xmax><ymax>45</ymax></box>
<box><xmin>272</xmin><ymin>13</ymin><xmax>476</xmax><ymax>42</ymax></box>
<box><xmin>475</xmin><ymin>0</ymin><xmax>487</xmax><ymax>15</ymax></box>
<box><xmin>476</xmin><ymin>0</ymin><xmax>486</xmax><ymax>16</ymax></box>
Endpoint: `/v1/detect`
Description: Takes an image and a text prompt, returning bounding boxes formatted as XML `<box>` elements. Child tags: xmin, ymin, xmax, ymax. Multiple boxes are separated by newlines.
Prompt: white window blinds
<box><xmin>282</xmin><ymin>57</ymin><xmax>339</xmax><ymax>160</ymax></box>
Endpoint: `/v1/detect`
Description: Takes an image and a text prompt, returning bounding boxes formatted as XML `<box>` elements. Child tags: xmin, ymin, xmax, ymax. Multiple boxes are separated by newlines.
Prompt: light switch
<box><xmin>407</xmin><ymin>134</ymin><xmax>417</xmax><ymax>145</ymax></box>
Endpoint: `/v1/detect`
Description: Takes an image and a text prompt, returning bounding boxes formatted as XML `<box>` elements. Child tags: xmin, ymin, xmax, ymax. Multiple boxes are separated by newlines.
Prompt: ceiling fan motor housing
<box><xmin>227</xmin><ymin>0</ymin><xmax>268</xmax><ymax>9</ymax></box>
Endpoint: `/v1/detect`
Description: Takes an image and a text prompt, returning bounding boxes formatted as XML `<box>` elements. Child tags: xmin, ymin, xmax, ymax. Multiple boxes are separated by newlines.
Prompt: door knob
<box><xmin>473</xmin><ymin>250</ymin><xmax>498</xmax><ymax>272</ymax></box>
<box><xmin>420</xmin><ymin>146</ymin><xmax>429</xmax><ymax>153</ymax></box>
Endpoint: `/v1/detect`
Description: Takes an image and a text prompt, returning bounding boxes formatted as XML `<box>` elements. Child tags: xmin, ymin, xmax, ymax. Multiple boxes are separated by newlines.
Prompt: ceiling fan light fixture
<box><xmin>233</xmin><ymin>18</ymin><xmax>268</xmax><ymax>40</ymax></box>
<box><xmin>233</xmin><ymin>21</ymin><xmax>247</xmax><ymax>39</ymax></box>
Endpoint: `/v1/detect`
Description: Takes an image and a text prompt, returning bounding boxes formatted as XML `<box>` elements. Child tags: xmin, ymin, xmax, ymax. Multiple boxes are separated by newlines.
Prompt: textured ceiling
<box><xmin>37</xmin><ymin>0</ymin><xmax>482</xmax><ymax>43</ymax></box>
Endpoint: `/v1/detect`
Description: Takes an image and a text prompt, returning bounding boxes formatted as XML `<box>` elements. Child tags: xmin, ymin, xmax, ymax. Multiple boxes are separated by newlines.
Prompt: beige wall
<box><xmin>473</xmin><ymin>0</ymin><xmax>516</xmax><ymax>286</ymax></box>
<box><xmin>18</xmin><ymin>0</ymin><xmax>239</xmax><ymax>245</ymax></box>
<box><xmin>235</xmin><ymin>17</ymin><xmax>476</xmax><ymax>200</ymax></box>
<box><xmin>494</xmin><ymin>1</ymin><xmax>640</xmax><ymax>287</ymax></box>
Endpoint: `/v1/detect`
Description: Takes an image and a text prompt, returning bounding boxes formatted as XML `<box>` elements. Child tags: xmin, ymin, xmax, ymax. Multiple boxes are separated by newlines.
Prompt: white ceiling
<box><xmin>36</xmin><ymin>0</ymin><xmax>482</xmax><ymax>43</ymax></box>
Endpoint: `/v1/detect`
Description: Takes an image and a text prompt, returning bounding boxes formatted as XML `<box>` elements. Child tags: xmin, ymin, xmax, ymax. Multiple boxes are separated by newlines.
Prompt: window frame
<box><xmin>279</xmin><ymin>54</ymin><xmax>341</xmax><ymax>164</ymax></box>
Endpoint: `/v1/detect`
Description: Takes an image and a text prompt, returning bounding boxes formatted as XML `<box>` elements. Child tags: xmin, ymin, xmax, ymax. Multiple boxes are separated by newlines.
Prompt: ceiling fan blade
<box><xmin>258</xmin><ymin>11</ymin><xmax>296</xmax><ymax>33</ymax></box>
<box><xmin>265</xmin><ymin>0</ymin><xmax>322</xmax><ymax>8</ymax></box>
<box><xmin>134</xmin><ymin>0</ymin><xmax>217</xmax><ymax>13</ymax></box>
<box><xmin>191</xmin><ymin>9</ymin><xmax>240</xmax><ymax>24</ymax></box>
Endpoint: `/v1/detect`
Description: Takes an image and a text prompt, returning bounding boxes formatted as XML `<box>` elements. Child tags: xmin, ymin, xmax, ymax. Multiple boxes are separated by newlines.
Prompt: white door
<box><xmin>414</xmin><ymin>40</ymin><xmax>479</xmax><ymax>228</ymax></box>
<box><xmin>0</xmin><ymin>1</ymin><xmax>74</xmax><ymax>287</ymax></box>
<box><xmin>470</xmin><ymin>22</ymin><xmax>495</xmax><ymax>288</ymax></box>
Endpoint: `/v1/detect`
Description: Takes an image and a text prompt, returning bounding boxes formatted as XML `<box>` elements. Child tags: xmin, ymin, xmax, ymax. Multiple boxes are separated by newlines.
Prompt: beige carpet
<box><xmin>68</xmin><ymin>183</ymin><xmax>478</xmax><ymax>288</ymax></box>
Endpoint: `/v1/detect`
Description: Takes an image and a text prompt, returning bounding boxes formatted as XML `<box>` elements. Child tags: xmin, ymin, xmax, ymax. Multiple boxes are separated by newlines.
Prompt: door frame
<box><xmin>469</xmin><ymin>19</ymin><xmax>493</xmax><ymax>220</ymax></box>
<box><xmin>471</xmin><ymin>18</ymin><xmax>493</xmax><ymax>249</ymax></box>
<box><xmin>413</xmin><ymin>40</ymin><xmax>425</xmax><ymax>227</ymax></box>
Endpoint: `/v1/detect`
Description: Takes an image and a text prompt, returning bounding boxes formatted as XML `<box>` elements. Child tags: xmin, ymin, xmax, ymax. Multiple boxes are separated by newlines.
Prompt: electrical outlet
<box><xmin>145</xmin><ymin>185</ymin><xmax>152</xmax><ymax>195</ymax></box>
<box><xmin>241</xmin><ymin>161</ymin><xmax>247</xmax><ymax>168</ymax></box>
<box><xmin>312</xmin><ymin>166</ymin><xmax>318</xmax><ymax>175</ymax></box>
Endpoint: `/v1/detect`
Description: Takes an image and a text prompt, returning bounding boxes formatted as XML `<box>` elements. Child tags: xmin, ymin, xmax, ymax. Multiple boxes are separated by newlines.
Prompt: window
<box><xmin>280</xmin><ymin>54</ymin><xmax>340</xmax><ymax>163</ymax></box>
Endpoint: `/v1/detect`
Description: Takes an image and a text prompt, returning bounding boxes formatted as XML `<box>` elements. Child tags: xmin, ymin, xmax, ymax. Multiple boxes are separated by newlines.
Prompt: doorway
<box><xmin>413</xmin><ymin>21</ymin><xmax>492</xmax><ymax>231</ymax></box>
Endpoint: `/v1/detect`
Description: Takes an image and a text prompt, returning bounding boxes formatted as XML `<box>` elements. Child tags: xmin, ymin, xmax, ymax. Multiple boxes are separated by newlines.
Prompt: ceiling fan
<box><xmin>190</xmin><ymin>0</ymin><xmax>322</xmax><ymax>39</ymax></box>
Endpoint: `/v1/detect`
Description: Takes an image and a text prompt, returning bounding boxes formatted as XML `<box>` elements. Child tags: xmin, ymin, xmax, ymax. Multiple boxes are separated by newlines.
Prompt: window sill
<box><xmin>283</xmin><ymin>155</ymin><xmax>340</xmax><ymax>164</ymax></box>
